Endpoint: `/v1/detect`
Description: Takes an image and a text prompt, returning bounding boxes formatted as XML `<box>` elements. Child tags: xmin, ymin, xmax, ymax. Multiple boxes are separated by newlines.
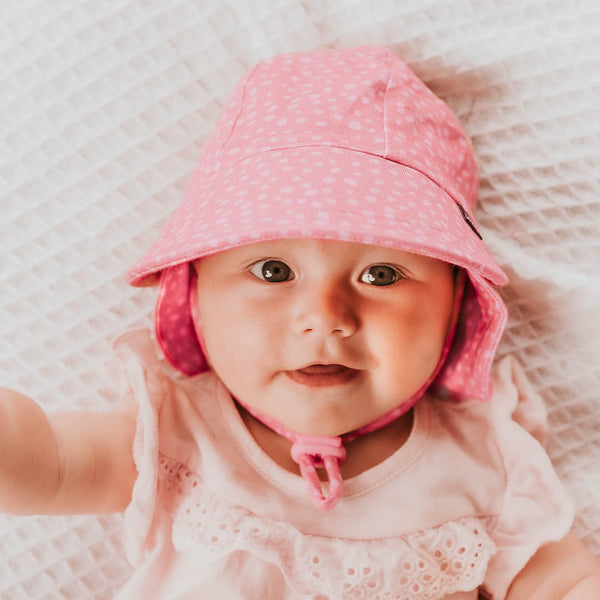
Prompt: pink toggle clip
<box><xmin>291</xmin><ymin>437</ymin><xmax>347</xmax><ymax>511</ymax></box>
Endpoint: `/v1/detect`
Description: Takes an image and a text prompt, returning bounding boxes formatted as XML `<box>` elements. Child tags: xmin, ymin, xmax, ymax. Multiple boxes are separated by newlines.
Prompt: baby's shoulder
<box><xmin>431</xmin><ymin>355</ymin><xmax>546</xmax><ymax>435</ymax></box>
<box><xmin>424</xmin><ymin>355</ymin><xmax>549</xmax><ymax>487</ymax></box>
<box><xmin>111</xmin><ymin>328</ymin><xmax>223</xmax><ymax>418</ymax></box>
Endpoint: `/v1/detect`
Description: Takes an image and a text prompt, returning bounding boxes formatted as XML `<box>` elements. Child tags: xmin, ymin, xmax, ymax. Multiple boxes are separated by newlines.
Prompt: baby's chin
<box><xmin>274</xmin><ymin>412</ymin><xmax>375</xmax><ymax>439</ymax></box>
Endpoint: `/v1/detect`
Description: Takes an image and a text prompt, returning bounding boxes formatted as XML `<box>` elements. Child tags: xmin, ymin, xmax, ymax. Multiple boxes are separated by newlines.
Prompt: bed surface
<box><xmin>1</xmin><ymin>1</ymin><xmax>599</xmax><ymax>597</ymax></box>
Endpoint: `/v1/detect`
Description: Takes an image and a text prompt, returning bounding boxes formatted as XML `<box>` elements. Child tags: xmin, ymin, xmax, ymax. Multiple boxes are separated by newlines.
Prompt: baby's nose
<box><xmin>292</xmin><ymin>283</ymin><xmax>359</xmax><ymax>338</ymax></box>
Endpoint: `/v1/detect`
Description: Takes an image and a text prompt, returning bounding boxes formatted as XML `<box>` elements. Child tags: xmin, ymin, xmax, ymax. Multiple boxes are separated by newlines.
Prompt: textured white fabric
<box><xmin>0</xmin><ymin>1</ymin><xmax>598</xmax><ymax>598</ymax></box>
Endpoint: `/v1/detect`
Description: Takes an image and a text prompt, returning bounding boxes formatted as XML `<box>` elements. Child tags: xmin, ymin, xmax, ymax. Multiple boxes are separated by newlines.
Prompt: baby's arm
<box><xmin>506</xmin><ymin>532</ymin><xmax>600</xmax><ymax>599</ymax></box>
<box><xmin>0</xmin><ymin>388</ymin><xmax>137</xmax><ymax>514</ymax></box>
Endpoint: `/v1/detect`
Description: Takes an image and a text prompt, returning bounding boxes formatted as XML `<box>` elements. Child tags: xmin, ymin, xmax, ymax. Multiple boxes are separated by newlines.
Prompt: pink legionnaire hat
<box><xmin>127</xmin><ymin>46</ymin><xmax>508</xmax><ymax>510</ymax></box>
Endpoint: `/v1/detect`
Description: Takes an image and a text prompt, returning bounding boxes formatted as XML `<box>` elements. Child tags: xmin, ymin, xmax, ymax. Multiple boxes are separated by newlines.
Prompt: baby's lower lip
<box><xmin>285</xmin><ymin>365</ymin><xmax>360</xmax><ymax>387</ymax></box>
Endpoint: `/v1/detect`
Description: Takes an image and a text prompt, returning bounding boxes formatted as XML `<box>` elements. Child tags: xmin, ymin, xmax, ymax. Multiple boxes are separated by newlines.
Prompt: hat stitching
<box><xmin>199</xmin><ymin>143</ymin><xmax>472</xmax><ymax>212</ymax></box>
<box><xmin>381</xmin><ymin>62</ymin><xmax>392</xmax><ymax>157</ymax></box>
<box><xmin>214</xmin><ymin>65</ymin><xmax>259</xmax><ymax>172</ymax></box>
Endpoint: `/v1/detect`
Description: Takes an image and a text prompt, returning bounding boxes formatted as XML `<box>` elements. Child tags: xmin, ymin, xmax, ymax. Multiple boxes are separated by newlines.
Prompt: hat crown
<box><xmin>199</xmin><ymin>46</ymin><xmax>478</xmax><ymax>210</ymax></box>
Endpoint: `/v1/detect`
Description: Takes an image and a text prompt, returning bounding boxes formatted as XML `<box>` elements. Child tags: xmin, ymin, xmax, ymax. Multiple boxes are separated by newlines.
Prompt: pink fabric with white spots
<box><xmin>127</xmin><ymin>46</ymin><xmax>508</xmax><ymax>402</ymax></box>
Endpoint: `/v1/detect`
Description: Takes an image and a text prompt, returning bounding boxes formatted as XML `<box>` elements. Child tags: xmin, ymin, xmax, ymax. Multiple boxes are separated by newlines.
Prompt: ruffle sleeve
<box><xmin>482</xmin><ymin>356</ymin><xmax>574</xmax><ymax>599</ymax></box>
<box><xmin>112</xmin><ymin>329</ymin><xmax>169</xmax><ymax>565</ymax></box>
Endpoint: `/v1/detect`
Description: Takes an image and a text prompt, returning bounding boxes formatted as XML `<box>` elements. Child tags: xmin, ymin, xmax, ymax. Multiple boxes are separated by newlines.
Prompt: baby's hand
<box><xmin>0</xmin><ymin>389</ymin><xmax>137</xmax><ymax>515</ymax></box>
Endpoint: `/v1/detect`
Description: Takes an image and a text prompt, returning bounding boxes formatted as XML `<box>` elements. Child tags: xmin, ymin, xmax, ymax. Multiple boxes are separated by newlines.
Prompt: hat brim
<box><xmin>127</xmin><ymin>146</ymin><xmax>506</xmax><ymax>286</ymax></box>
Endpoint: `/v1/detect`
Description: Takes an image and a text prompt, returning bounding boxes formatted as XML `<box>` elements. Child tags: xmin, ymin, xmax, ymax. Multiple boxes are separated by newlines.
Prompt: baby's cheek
<box><xmin>373</xmin><ymin>318</ymin><xmax>439</xmax><ymax>384</ymax></box>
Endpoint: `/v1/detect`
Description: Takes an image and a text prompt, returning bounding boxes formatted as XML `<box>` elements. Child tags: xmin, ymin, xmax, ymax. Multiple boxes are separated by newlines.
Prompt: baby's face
<box><xmin>193</xmin><ymin>239</ymin><xmax>458</xmax><ymax>437</ymax></box>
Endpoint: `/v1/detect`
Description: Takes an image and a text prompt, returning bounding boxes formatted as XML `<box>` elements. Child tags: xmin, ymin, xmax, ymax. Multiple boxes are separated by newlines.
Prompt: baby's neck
<box><xmin>238</xmin><ymin>405</ymin><xmax>414</xmax><ymax>480</ymax></box>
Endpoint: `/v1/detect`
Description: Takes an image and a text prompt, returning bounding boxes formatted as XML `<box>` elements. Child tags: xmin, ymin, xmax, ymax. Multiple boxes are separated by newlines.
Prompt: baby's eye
<box><xmin>359</xmin><ymin>265</ymin><xmax>403</xmax><ymax>286</ymax></box>
<box><xmin>249</xmin><ymin>259</ymin><xmax>294</xmax><ymax>283</ymax></box>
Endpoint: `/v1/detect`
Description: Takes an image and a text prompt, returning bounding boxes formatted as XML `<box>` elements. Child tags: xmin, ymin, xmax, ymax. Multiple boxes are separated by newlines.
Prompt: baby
<box><xmin>1</xmin><ymin>46</ymin><xmax>599</xmax><ymax>599</ymax></box>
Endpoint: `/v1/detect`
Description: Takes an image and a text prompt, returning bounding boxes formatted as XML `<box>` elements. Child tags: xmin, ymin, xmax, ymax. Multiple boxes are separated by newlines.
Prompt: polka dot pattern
<box><xmin>128</xmin><ymin>46</ymin><xmax>509</xmax><ymax>401</ymax></box>
<box><xmin>154</xmin><ymin>263</ymin><xmax>208</xmax><ymax>376</ymax></box>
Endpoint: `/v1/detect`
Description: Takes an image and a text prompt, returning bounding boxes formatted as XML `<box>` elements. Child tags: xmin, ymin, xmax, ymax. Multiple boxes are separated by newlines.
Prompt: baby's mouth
<box><xmin>285</xmin><ymin>364</ymin><xmax>361</xmax><ymax>387</ymax></box>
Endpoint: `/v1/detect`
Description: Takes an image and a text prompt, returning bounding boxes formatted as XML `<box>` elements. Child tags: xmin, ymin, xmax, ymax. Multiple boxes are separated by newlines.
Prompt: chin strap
<box><xmin>236</xmin><ymin>400</ymin><xmax>349</xmax><ymax>510</ymax></box>
<box><xmin>291</xmin><ymin>436</ymin><xmax>346</xmax><ymax>510</ymax></box>
<box><xmin>238</xmin><ymin>397</ymin><xmax>414</xmax><ymax>511</ymax></box>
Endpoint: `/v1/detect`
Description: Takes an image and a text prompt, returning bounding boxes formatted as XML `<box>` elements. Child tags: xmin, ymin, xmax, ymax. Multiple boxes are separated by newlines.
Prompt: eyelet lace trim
<box><xmin>158</xmin><ymin>455</ymin><xmax>495</xmax><ymax>599</ymax></box>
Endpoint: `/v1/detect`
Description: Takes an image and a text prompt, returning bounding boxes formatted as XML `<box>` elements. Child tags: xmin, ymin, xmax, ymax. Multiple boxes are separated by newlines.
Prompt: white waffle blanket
<box><xmin>1</xmin><ymin>1</ymin><xmax>599</xmax><ymax>598</ymax></box>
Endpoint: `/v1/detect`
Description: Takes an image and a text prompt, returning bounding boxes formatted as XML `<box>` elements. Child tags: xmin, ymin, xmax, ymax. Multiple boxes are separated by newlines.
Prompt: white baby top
<box><xmin>112</xmin><ymin>330</ymin><xmax>573</xmax><ymax>600</ymax></box>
